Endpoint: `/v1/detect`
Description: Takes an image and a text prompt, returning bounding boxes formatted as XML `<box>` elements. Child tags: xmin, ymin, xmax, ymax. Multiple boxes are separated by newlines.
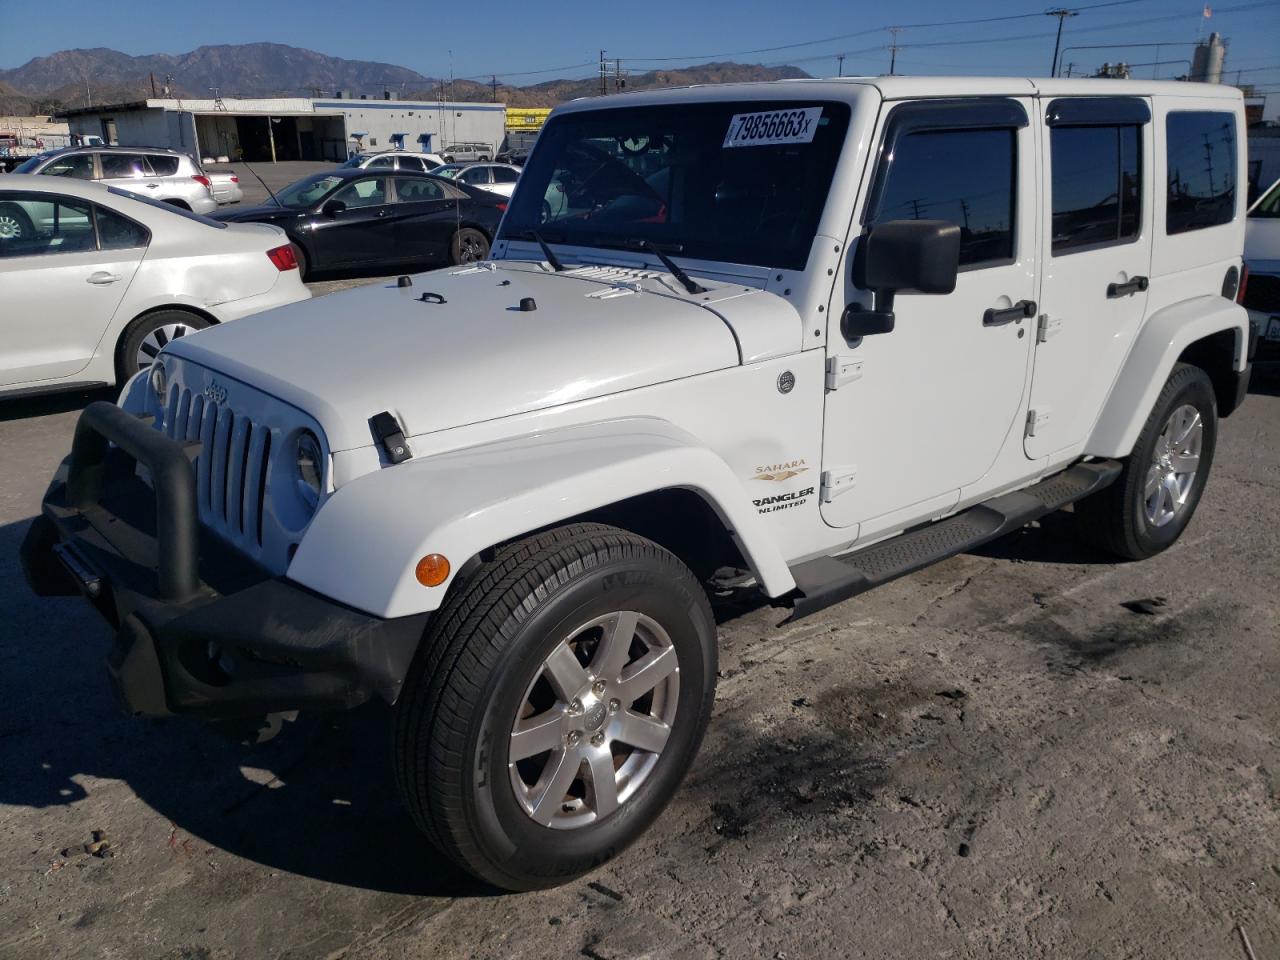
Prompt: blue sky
<box><xmin>2</xmin><ymin>0</ymin><xmax>1277</xmax><ymax>113</ymax></box>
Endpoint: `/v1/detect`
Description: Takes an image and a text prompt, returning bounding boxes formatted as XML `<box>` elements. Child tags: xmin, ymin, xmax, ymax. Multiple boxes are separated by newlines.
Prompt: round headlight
<box><xmin>149</xmin><ymin>362</ymin><xmax>167</xmax><ymax>400</ymax></box>
<box><xmin>295</xmin><ymin>431</ymin><xmax>324</xmax><ymax>510</ymax></box>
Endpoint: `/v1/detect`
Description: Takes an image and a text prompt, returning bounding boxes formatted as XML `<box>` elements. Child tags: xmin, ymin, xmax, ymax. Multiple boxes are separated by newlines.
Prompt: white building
<box><xmin>60</xmin><ymin>96</ymin><xmax>506</xmax><ymax>163</ymax></box>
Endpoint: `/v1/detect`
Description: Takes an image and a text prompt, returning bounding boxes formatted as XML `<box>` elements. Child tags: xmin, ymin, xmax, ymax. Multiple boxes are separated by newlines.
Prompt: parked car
<box><xmin>430</xmin><ymin>162</ymin><xmax>522</xmax><ymax>197</ymax></box>
<box><xmin>208</xmin><ymin>171</ymin><xmax>243</xmax><ymax>205</ymax></box>
<box><xmin>342</xmin><ymin>150</ymin><xmax>445</xmax><ymax>173</ymax></box>
<box><xmin>213</xmin><ymin>169</ymin><xmax>505</xmax><ymax>277</ymax></box>
<box><xmin>1243</xmin><ymin>175</ymin><xmax>1280</xmax><ymax>357</ymax></box>
<box><xmin>22</xmin><ymin>78</ymin><xmax>1252</xmax><ymax>892</ymax></box>
<box><xmin>440</xmin><ymin>142</ymin><xmax>492</xmax><ymax>163</ymax></box>
<box><xmin>0</xmin><ymin>175</ymin><xmax>308</xmax><ymax>397</ymax></box>
<box><xmin>13</xmin><ymin>146</ymin><xmax>217</xmax><ymax>215</ymax></box>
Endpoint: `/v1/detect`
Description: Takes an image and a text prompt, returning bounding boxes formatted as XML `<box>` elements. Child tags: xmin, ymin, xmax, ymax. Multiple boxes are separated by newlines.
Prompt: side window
<box><xmin>41</xmin><ymin>154</ymin><xmax>95</xmax><ymax>179</ymax></box>
<box><xmin>1051</xmin><ymin>125</ymin><xmax>1141</xmax><ymax>253</ymax></box>
<box><xmin>458</xmin><ymin>167</ymin><xmax>490</xmax><ymax>185</ymax></box>
<box><xmin>398</xmin><ymin>156</ymin><xmax>426</xmax><ymax>172</ymax></box>
<box><xmin>95</xmin><ymin>205</ymin><xmax>150</xmax><ymax>250</ymax></box>
<box><xmin>0</xmin><ymin>193</ymin><xmax>97</xmax><ymax>258</ymax></box>
<box><xmin>369</xmin><ymin>156</ymin><xmax>395</xmax><ymax>168</ymax></box>
<box><xmin>394</xmin><ymin>177</ymin><xmax>445</xmax><ymax>202</ymax></box>
<box><xmin>147</xmin><ymin>155</ymin><xmax>180</xmax><ymax>176</ymax></box>
<box><xmin>1166</xmin><ymin>111</ymin><xmax>1236</xmax><ymax>234</ymax></box>
<box><xmin>492</xmin><ymin>166</ymin><xmax>520</xmax><ymax>184</ymax></box>
<box><xmin>870</xmin><ymin>127</ymin><xmax>1016</xmax><ymax>267</ymax></box>
<box><xmin>100</xmin><ymin>153</ymin><xmax>148</xmax><ymax>179</ymax></box>
<box><xmin>332</xmin><ymin>176</ymin><xmax>388</xmax><ymax>207</ymax></box>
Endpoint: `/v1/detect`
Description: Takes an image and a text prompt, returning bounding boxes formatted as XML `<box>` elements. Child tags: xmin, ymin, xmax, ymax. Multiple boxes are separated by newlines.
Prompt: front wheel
<box><xmin>1076</xmin><ymin>362</ymin><xmax>1217</xmax><ymax>560</ymax></box>
<box><xmin>393</xmin><ymin>523</ymin><xmax>717</xmax><ymax>890</ymax></box>
<box><xmin>450</xmin><ymin>227</ymin><xmax>489</xmax><ymax>264</ymax></box>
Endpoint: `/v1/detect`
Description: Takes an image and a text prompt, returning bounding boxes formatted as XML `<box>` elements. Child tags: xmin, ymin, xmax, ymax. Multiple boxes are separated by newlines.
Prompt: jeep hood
<box><xmin>163</xmin><ymin>261</ymin><xmax>744</xmax><ymax>452</ymax></box>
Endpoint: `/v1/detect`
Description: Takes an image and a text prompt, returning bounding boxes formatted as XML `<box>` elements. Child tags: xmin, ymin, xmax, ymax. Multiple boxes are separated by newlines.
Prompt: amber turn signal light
<box><xmin>415</xmin><ymin>554</ymin><xmax>450</xmax><ymax>587</ymax></box>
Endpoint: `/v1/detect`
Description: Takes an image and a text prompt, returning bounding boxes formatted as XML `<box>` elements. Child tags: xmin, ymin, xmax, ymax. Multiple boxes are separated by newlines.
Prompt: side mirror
<box><xmin>322</xmin><ymin>199</ymin><xmax>347</xmax><ymax>217</ymax></box>
<box><xmin>842</xmin><ymin>219</ymin><xmax>961</xmax><ymax>338</ymax></box>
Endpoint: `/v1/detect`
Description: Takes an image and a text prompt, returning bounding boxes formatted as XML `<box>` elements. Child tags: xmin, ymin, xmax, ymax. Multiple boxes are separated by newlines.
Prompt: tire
<box><xmin>290</xmin><ymin>242</ymin><xmax>310</xmax><ymax>281</ymax></box>
<box><xmin>450</xmin><ymin>227</ymin><xmax>489</xmax><ymax>265</ymax></box>
<box><xmin>393</xmin><ymin>523</ymin><xmax>717</xmax><ymax>890</ymax></box>
<box><xmin>1076</xmin><ymin>362</ymin><xmax>1217</xmax><ymax>560</ymax></box>
<box><xmin>0</xmin><ymin>202</ymin><xmax>34</xmax><ymax>241</ymax></box>
<box><xmin>116</xmin><ymin>309</ymin><xmax>211</xmax><ymax>382</ymax></box>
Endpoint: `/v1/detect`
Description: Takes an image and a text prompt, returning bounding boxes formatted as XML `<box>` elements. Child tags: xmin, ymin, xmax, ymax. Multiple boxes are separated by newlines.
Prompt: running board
<box><xmin>785</xmin><ymin>460</ymin><xmax>1122</xmax><ymax>622</ymax></box>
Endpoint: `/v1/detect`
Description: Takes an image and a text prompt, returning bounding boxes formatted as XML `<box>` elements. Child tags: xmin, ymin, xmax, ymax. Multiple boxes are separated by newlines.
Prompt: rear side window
<box><xmin>1051</xmin><ymin>125</ymin><xmax>1141</xmax><ymax>253</ymax></box>
<box><xmin>95</xmin><ymin>206</ymin><xmax>150</xmax><ymax>250</ymax></box>
<box><xmin>147</xmin><ymin>155</ymin><xmax>180</xmax><ymax>176</ymax></box>
<box><xmin>100</xmin><ymin>153</ymin><xmax>148</xmax><ymax>179</ymax></box>
<box><xmin>394</xmin><ymin>177</ymin><xmax>445</xmax><ymax>201</ymax></box>
<box><xmin>871</xmin><ymin>127</ymin><xmax>1016</xmax><ymax>267</ymax></box>
<box><xmin>493</xmin><ymin>166</ymin><xmax>520</xmax><ymax>184</ymax></box>
<box><xmin>1166</xmin><ymin>111</ymin><xmax>1236</xmax><ymax>234</ymax></box>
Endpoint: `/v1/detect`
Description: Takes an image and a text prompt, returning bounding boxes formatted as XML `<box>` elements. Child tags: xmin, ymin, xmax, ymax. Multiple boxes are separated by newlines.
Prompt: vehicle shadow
<box><xmin>0</xmin><ymin>386</ymin><xmax>114</xmax><ymax>423</ymax></box>
<box><xmin>966</xmin><ymin>510</ymin><xmax>1117</xmax><ymax>565</ymax></box>
<box><xmin>1248</xmin><ymin>360</ymin><xmax>1280</xmax><ymax>397</ymax></box>
<box><xmin>0</xmin><ymin>514</ymin><xmax>492</xmax><ymax>897</ymax></box>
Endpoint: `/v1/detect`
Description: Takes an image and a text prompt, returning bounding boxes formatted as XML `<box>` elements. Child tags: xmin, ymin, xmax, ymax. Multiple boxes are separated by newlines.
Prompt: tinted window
<box><xmin>394</xmin><ymin>177</ymin><xmax>445</xmax><ymax>202</ymax></box>
<box><xmin>0</xmin><ymin>193</ymin><xmax>97</xmax><ymax>258</ymax></box>
<box><xmin>503</xmin><ymin>101</ymin><xmax>851</xmax><ymax>271</ymax></box>
<box><xmin>492</xmin><ymin>166</ymin><xmax>520</xmax><ymax>184</ymax></box>
<box><xmin>368</xmin><ymin>156</ymin><xmax>395</xmax><ymax>168</ymax></box>
<box><xmin>871</xmin><ymin>127</ymin><xmax>1016</xmax><ymax>267</ymax></box>
<box><xmin>1051</xmin><ymin>125</ymin><xmax>1141</xmax><ymax>253</ymax></box>
<box><xmin>95</xmin><ymin>205</ymin><xmax>150</xmax><ymax>249</ymax></box>
<box><xmin>458</xmin><ymin>167</ymin><xmax>490</xmax><ymax>185</ymax></box>
<box><xmin>41</xmin><ymin>154</ymin><xmax>95</xmax><ymax>179</ymax></box>
<box><xmin>100</xmin><ymin>153</ymin><xmax>148</xmax><ymax>178</ymax></box>
<box><xmin>147</xmin><ymin>155</ymin><xmax>180</xmax><ymax>176</ymax></box>
<box><xmin>398</xmin><ymin>156</ymin><xmax>426</xmax><ymax>172</ymax></box>
<box><xmin>333</xmin><ymin>176</ymin><xmax>388</xmax><ymax>207</ymax></box>
<box><xmin>1166</xmin><ymin>111</ymin><xmax>1237</xmax><ymax>234</ymax></box>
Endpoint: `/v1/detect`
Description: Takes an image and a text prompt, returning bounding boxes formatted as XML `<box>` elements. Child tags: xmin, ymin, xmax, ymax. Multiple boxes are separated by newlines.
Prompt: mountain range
<box><xmin>0</xmin><ymin>43</ymin><xmax>810</xmax><ymax>114</ymax></box>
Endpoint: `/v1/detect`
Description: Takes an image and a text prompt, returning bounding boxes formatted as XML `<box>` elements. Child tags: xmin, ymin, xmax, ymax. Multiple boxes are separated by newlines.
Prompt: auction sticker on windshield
<box><xmin>723</xmin><ymin>107</ymin><xmax>823</xmax><ymax>148</ymax></box>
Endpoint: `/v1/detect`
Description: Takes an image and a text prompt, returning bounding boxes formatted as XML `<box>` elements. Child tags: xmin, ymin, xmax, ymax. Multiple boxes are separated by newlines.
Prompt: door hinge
<box><xmin>820</xmin><ymin>468</ymin><xmax>857</xmax><ymax>502</ymax></box>
<box><xmin>1036</xmin><ymin>313</ymin><xmax>1062</xmax><ymax>343</ymax></box>
<box><xmin>1025</xmin><ymin>408</ymin><xmax>1051</xmax><ymax>438</ymax></box>
<box><xmin>825</xmin><ymin>356</ymin><xmax>864</xmax><ymax>391</ymax></box>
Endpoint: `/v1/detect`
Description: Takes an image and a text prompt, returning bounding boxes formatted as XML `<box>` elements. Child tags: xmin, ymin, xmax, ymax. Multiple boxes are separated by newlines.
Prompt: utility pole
<box><xmin>614</xmin><ymin>58</ymin><xmax>625</xmax><ymax>92</ymax></box>
<box><xmin>837</xmin><ymin>54</ymin><xmax>845</xmax><ymax>77</ymax></box>
<box><xmin>492</xmin><ymin>74</ymin><xmax>498</xmax><ymax>102</ymax></box>
<box><xmin>1046</xmin><ymin>8</ymin><xmax>1078</xmax><ymax>77</ymax></box>
<box><xmin>600</xmin><ymin>50</ymin><xmax>608</xmax><ymax>96</ymax></box>
<box><xmin>888</xmin><ymin>27</ymin><xmax>902</xmax><ymax>76</ymax></box>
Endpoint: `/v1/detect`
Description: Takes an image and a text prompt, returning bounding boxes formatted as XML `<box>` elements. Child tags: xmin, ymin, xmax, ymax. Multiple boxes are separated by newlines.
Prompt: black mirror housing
<box><xmin>843</xmin><ymin>219</ymin><xmax>962</xmax><ymax>339</ymax></box>
<box><xmin>322</xmin><ymin>199</ymin><xmax>347</xmax><ymax>217</ymax></box>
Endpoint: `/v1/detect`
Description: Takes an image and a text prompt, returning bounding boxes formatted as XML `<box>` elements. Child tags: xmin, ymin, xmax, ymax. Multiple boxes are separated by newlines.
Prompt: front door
<box><xmin>1025</xmin><ymin>98</ymin><xmax>1154</xmax><ymax>459</ymax></box>
<box><xmin>0</xmin><ymin>191</ymin><xmax>144</xmax><ymax>387</ymax></box>
<box><xmin>821</xmin><ymin>98</ymin><xmax>1038</xmax><ymax>533</ymax></box>
<box><xmin>309</xmin><ymin>175</ymin><xmax>394</xmax><ymax>267</ymax></box>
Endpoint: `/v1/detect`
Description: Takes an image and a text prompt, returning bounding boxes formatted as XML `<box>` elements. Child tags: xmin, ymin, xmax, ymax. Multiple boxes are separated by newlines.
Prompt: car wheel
<box><xmin>479</xmin><ymin>155</ymin><xmax>490</xmax><ymax>162</ymax></box>
<box><xmin>393</xmin><ymin>523</ymin><xmax>717</xmax><ymax>890</ymax></box>
<box><xmin>290</xmin><ymin>243</ymin><xmax>310</xmax><ymax>281</ymax></box>
<box><xmin>1075</xmin><ymin>362</ymin><xmax>1217</xmax><ymax>560</ymax></box>
<box><xmin>117</xmin><ymin>309</ymin><xmax>211</xmax><ymax>383</ymax></box>
<box><xmin>0</xmin><ymin>202</ymin><xmax>34</xmax><ymax>240</ymax></box>
<box><xmin>450</xmin><ymin>228</ymin><xmax>489</xmax><ymax>265</ymax></box>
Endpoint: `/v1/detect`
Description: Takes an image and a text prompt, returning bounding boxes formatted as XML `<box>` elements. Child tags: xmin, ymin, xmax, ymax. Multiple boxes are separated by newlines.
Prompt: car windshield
<box><xmin>341</xmin><ymin>155</ymin><xmax>370</xmax><ymax>168</ymax></box>
<box><xmin>12</xmin><ymin>154</ymin><xmax>53</xmax><ymax>173</ymax></box>
<box><xmin>275</xmin><ymin>174</ymin><xmax>344</xmax><ymax>208</ymax></box>
<box><xmin>431</xmin><ymin>164</ymin><xmax>464</xmax><ymax>179</ymax></box>
<box><xmin>1252</xmin><ymin>177</ymin><xmax>1280</xmax><ymax>219</ymax></box>
<box><xmin>107</xmin><ymin>187</ymin><xmax>227</xmax><ymax>227</ymax></box>
<box><xmin>500</xmin><ymin>100</ymin><xmax>851</xmax><ymax>271</ymax></box>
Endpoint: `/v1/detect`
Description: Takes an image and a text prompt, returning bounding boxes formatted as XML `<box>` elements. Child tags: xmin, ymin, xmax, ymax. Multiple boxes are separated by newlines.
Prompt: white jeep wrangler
<box><xmin>23</xmin><ymin>77</ymin><xmax>1251</xmax><ymax>890</ymax></box>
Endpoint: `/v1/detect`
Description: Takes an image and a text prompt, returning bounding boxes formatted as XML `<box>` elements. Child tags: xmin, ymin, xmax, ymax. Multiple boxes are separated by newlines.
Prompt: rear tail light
<box><xmin>192</xmin><ymin>174</ymin><xmax>211</xmax><ymax>187</ymax></box>
<box><xmin>1237</xmin><ymin>262</ymin><xmax>1249</xmax><ymax>304</ymax></box>
<box><xmin>230</xmin><ymin>176</ymin><xmax>239</xmax><ymax>183</ymax></box>
<box><xmin>266</xmin><ymin>245</ymin><xmax>298</xmax><ymax>271</ymax></box>
<box><xmin>495</xmin><ymin>202</ymin><xmax>508</xmax><ymax>212</ymax></box>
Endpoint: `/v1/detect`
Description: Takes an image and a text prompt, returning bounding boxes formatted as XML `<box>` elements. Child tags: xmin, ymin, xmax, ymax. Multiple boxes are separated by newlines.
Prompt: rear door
<box><xmin>390</xmin><ymin>176</ymin><xmax>456</xmax><ymax>263</ymax></box>
<box><xmin>1025</xmin><ymin>97</ymin><xmax>1154</xmax><ymax>459</ymax></box>
<box><xmin>0</xmin><ymin>191</ymin><xmax>146</xmax><ymax>386</ymax></box>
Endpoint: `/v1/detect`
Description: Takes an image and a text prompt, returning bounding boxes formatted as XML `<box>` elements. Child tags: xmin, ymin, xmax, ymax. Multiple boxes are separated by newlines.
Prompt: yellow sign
<box><xmin>506</xmin><ymin>107</ymin><xmax>552</xmax><ymax>132</ymax></box>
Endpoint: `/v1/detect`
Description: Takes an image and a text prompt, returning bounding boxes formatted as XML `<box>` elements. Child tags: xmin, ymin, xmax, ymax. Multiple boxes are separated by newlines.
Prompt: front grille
<box><xmin>163</xmin><ymin>385</ymin><xmax>272</xmax><ymax>551</ymax></box>
<box><xmin>1243</xmin><ymin>273</ymin><xmax>1280</xmax><ymax>314</ymax></box>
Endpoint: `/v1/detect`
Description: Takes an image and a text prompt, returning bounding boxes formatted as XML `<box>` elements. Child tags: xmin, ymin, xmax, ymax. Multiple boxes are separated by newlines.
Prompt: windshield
<box><xmin>500</xmin><ymin>100</ymin><xmax>850</xmax><ymax>271</ymax></box>
<box><xmin>12</xmin><ymin>154</ymin><xmax>51</xmax><ymax>173</ymax></box>
<box><xmin>431</xmin><ymin>164</ymin><xmax>463</xmax><ymax>179</ymax></box>
<box><xmin>275</xmin><ymin>174</ymin><xmax>344</xmax><ymax>208</ymax></box>
<box><xmin>1253</xmin><ymin>177</ymin><xmax>1280</xmax><ymax>219</ymax></box>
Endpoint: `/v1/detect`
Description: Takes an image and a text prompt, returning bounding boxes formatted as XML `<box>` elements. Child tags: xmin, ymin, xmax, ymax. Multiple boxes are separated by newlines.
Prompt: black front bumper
<box><xmin>21</xmin><ymin>401</ymin><xmax>428</xmax><ymax>720</ymax></box>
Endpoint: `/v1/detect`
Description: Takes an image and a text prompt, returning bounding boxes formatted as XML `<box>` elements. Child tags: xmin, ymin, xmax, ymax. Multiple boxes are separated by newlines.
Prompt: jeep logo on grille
<box><xmin>202</xmin><ymin>380</ymin><xmax>227</xmax><ymax>405</ymax></box>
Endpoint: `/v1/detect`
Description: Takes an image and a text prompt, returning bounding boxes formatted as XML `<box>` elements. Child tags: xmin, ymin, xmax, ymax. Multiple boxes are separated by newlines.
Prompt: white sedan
<box><xmin>0</xmin><ymin>174</ymin><xmax>310</xmax><ymax>398</ymax></box>
<box><xmin>429</xmin><ymin>162</ymin><xmax>523</xmax><ymax>198</ymax></box>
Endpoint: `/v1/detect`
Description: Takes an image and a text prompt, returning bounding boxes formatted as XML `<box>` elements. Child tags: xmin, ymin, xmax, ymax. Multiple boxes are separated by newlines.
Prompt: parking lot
<box><xmin>1</xmin><ymin>276</ymin><xmax>1277</xmax><ymax>960</ymax></box>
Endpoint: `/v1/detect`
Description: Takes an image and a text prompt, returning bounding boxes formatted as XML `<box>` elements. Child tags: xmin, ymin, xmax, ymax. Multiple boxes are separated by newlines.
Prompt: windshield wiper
<box><xmin>635</xmin><ymin>239</ymin><xmax>707</xmax><ymax>294</ymax></box>
<box><xmin>521</xmin><ymin>230</ymin><xmax>565</xmax><ymax>272</ymax></box>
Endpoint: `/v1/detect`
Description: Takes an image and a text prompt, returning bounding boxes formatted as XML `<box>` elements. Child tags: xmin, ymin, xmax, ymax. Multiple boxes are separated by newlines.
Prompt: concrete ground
<box><xmin>1</xmin><ymin>338</ymin><xmax>1277</xmax><ymax>957</ymax></box>
<box><xmin>206</xmin><ymin>160</ymin><xmax>339</xmax><ymax>207</ymax></box>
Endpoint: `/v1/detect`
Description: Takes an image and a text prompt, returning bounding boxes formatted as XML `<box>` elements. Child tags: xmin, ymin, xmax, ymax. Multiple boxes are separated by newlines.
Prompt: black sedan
<box><xmin>214</xmin><ymin>169</ymin><xmax>504</xmax><ymax>278</ymax></box>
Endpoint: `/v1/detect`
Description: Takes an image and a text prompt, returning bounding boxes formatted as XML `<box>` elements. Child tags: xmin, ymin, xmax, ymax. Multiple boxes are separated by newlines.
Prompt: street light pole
<box><xmin>1046</xmin><ymin>8</ymin><xmax>1079</xmax><ymax>77</ymax></box>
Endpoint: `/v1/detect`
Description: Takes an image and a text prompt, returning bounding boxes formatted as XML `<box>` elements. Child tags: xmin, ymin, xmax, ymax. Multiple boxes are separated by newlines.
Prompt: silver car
<box><xmin>12</xmin><ymin>146</ymin><xmax>217</xmax><ymax>215</ymax></box>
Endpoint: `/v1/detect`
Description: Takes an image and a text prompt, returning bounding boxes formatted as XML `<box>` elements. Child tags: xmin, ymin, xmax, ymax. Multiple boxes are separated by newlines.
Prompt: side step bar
<box><xmin>785</xmin><ymin>460</ymin><xmax>1122</xmax><ymax>622</ymax></box>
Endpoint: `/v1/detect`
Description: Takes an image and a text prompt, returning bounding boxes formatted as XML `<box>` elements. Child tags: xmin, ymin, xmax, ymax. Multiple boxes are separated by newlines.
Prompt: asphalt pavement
<box><xmin>1</xmin><ymin>350</ymin><xmax>1278</xmax><ymax>959</ymax></box>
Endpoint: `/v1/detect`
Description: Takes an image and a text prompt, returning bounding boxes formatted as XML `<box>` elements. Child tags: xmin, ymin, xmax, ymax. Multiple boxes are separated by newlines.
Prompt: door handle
<box><xmin>145</xmin><ymin>183</ymin><xmax>160</xmax><ymax>189</ymax></box>
<box><xmin>983</xmin><ymin>299</ymin><xmax>1036</xmax><ymax>327</ymax></box>
<box><xmin>87</xmin><ymin>272</ymin><xmax>122</xmax><ymax>285</ymax></box>
<box><xmin>1107</xmin><ymin>276</ymin><xmax>1149</xmax><ymax>298</ymax></box>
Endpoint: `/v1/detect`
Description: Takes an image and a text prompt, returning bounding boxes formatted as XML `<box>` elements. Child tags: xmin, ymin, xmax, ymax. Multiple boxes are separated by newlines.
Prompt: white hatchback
<box><xmin>0</xmin><ymin>175</ymin><xmax>310</xmax><ymax>398</ymax></box>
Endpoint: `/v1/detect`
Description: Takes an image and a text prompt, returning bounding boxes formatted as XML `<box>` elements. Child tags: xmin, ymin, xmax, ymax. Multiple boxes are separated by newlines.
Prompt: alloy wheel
<box><xmin>136</xmin><ymin>322</ymin><xmax>193</xmax><ymax>371</ymax></box>
<box><xmin>1143</xmin><ymin>403</ymin><xmax>1202</xmax><ymax>528</ymax></box>
<box><xmin>508</xmin><ymin>611</ymin><xmax>680</xmax><ymax>830</ymax></box>
<box><xmin>0</xmin><ymin>213</ymin><xmax>25</xmax><ymax>239</ymax></box>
